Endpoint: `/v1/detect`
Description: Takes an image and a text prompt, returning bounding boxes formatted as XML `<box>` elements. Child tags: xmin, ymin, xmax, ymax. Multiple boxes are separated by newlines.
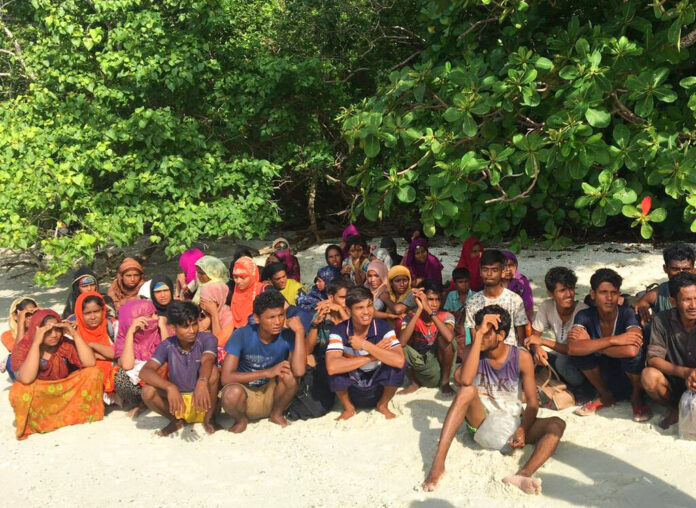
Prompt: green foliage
<box><xmin>341</xmin><ymin>0</ymin><xmax>696</xmax><ymax>246</ymax></box>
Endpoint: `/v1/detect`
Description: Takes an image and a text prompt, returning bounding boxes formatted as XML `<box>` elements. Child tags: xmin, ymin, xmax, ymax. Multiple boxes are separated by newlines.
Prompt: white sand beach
<box><xmin>2</xmin><ymin>240</ymin><xmax>696</xmax><ymax>507</ymax></box>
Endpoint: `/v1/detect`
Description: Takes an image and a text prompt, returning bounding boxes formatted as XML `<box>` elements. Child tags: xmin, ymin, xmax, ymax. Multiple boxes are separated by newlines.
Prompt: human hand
<box><xmin>524</xmin><ymin>335</ymin><xmax>542</xmax><ymax>348</ymax></box>
<box><xmin>634</xmin><ymin>300</ymin><xmax>652</xmax><ymax>326</ymax></box>
<box><xmin>18</xmin><ymin>307</ymin><xmax>37</xmax><ymax>323</ymax></box>
<box><xmin>269</xmin><ymin>360</ymin><xmax>292</xmax><ymax>378</ymax></box>
<box><xmin>34</xmin><ymin>322</ymin><xmax>56</xmax><ymax>344</ymax></box>
<box><xmin>567</xmin><ymin>326</ymin><xmax>589</xmax><ymax>342</ymax></box>
<box><xmin>286</xmin><ymin>316</ymin><xmax>305</xmax><ymax>336</ymax></box>
<box><xmin>60</xmin><ymin>320</ymin><xmax>78</xmax><ymax>337</ymax></box>
<box><xmin>349</xmin><ymin>335</ymin><xmax>367</xmax><ymax>351</ymax></box>
<box><xmin>611</xmin><ymin>329</ymin><xmax>643</xmax><ymax>349</ymax></box>
<box><xmin>480</xmin><ymin>313</ymin><xmax>501</xmax><ymax>334</ymax></box>
<box><xmin>687</xmin><ymin>369</ymin><xmax>696</xmax><ymax>392</ymax></box>
<box><xmin>166</xmin><ymin>385</ymin><xmax>185</xmax><ymax>418</ymax></box>
<box><xmin>129</xmin><ymin>316</ymin><xmax>150</xmax><ymax>333</ymax></box>
<box><xmin>533</xmin><ymin>346</ymin><xmax>549</xmax><ymax>366</ymax></box>
<box><xmin>199</xmin><ymin>298</ymin><xmax>217</xmax><ymax>315</ymax></box>
<box><xmin>375</xmin><ymin>336</ymin><xmax>392</xmax><ymax>350</ymax></box>
<box><xmin>192</xmin><ymin>378</ymin><xmax>211</xmax><ymax>413</ymax></box>
<box><xmin>509</xmin><ymin>426</ymin><xmax>526</xmax><ymax>448</ymax></box>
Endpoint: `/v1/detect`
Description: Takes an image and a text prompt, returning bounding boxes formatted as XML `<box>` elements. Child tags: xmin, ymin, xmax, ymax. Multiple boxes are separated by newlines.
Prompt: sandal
<box><xmin>633</xmin><ymin>406</ymin><xmax>653</xmax><ymax>422</ymax></box>
<box><xmin>574</xmin><ymin>399</ymin><xmax>607</xmax><ymax>417</ymax></box>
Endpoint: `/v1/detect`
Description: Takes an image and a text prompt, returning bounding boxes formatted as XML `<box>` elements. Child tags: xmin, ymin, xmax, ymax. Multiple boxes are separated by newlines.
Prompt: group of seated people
<box><xmin>2</xmin><ymin>226</ymin><xmax>695</xmax><ymax>496</ymax></box>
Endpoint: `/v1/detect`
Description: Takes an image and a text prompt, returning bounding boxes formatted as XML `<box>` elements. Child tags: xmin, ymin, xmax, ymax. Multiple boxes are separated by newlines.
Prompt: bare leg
<box><xmin>437</xmin><ymin>338</ymin><xmax>455</xmax><ymax>396</ymax></box>
<box><xmin>398</xmin><ymin>367</ymin><xmax>420</xmax><ymax>395</ymax></box>
<box><xmin>376</xmin><ymin>385</ymin><xmax>398</xmax><ymax>419</ymax></box>
<box><xmin>141</xmin><ymin>385</ymin><xmax>185</xmax><ymax>437</ymax></box>
<box><xmin>126</xmin><ymin>401</ymin><xmax>147</xmax><ymax>418</ymax></box>
<box><xmin>580</xmin><ymin>367</ymin><xmax>615</xmax><ymax>406</ymax></box>
<box><xmin>625</xmin><ymin>372</ymin><xmax>645</xmax><ymax>409</ymax></box>
<box><xmin>502</xmin><ymin>416</ymin><xmax>565</xmax><ymax>495</ymax></box>
<box><xmin>641</xmin><ymin>367</ymin><xmax>677</xmax><ymax>428</ymax></box>
<box><xmin>335</xmin><ymin>390</ymin><xmax>356</xmax><ymax>420</ymax></box>
<box><xmin>221</xmin><ymin>384</ymin><xmax>249</xmax><ymax>433</ymax></box>
<box><xmin>203</xmin><ymin>368</ymin><xmax>222</xmax><ymax>434</ymax></box>
<box><xmin>270</xmin><ymin>371</ymin><xmax>298</xmax><ymax>427</ymax></box>
<box><xmin>423</xmin><ymin>385</ymin><xmax>486</xmax><ymax>491</ymax></box>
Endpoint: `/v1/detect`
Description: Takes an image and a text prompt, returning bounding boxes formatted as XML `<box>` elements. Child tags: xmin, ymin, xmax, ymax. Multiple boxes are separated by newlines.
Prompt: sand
<box><xmin>1</xmin><ymin>240</ymin><xmax>696</xmax><ymax>508</ymax></box>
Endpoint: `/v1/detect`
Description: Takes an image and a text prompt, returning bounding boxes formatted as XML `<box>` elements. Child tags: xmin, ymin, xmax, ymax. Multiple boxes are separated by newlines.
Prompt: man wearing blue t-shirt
<box><xmin>220</xmin><ymin>290</ymin><xmax>306</xmax><ymax>432</ymax></box>
<box><xmin>326</xmin><ymin>286</ymin><xmax>406</xmax><ymax>420</ymax></box>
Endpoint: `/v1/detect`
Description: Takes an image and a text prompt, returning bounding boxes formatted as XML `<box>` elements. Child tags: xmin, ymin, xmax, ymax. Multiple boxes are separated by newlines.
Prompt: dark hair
<box><xmin>81</xmin><ymin>295</ymin><xmax>104</xmax><ymax>311</ymax></box>
<box><xmin>229</xmin><ymin>246</ymin><xmax>254</xmax><ymax>272</ymax></box>
<box><xmin>325</xmin><ymin>244</ymin><xmax>342</xmax><ymax>262</ymax></box>
<box><xmin>474</xmin><ymin>304</ymin><xmax>511</xmax><ymax>336</ymax></box>
<box><xmin>663</xmin><ymin>243</ymin><xmax>695</xmax><ymax>266</ymax></box>
<box><xmin>544</xmin><ymin>267</ymin><xmax>578</xmax><ymax>292</ymax></box>
<box><xmin>345</xmin><ymin>286</ymin><xmax>373</xmax><ymax>308</ymax></box>
<box><xmin>253</xmin><ymin>289</ymin><xmax>286</xmax><ymax>316</ymax></box>
<box><xmin>668</xmin><ymin>271</ymin><xmax>696</xmax><ymax>299</ymax></box>
<box><xmin>480</xmin><ymin>249</ymin><xmax>506</xmax><ymax>267</ymax></box>
<box><xmin>451</xmin><ymin>267</ymin><xmax>470</xmax><ymax>281</ymax></box>
<box><xmin>15</xmin><ymin>298</ymin><xmax>36</xmax><ymax>313</ymax></box>
<box><xmin>40</xmin><ymin>314</ymin><xmax>58</xmax><ymax>327</ymax></box>
<box><xmin>261</xmin><ymin>262</ymin><xmax>287</xmax><ymax>281</ymax></box>
<box><xmin>590</xmin><ymin>268</ymin><xmax>622</xmax><ymax>291</ymax></box>
<box><xmin>345</xmin><ymin>235</ymin><xmax>366</xmax><ymax>252</ymax></box>
<box><xmin>167</xmin><ymin>301</ymin><xmax>199</xmax><ymax>327</ymax></box>
<box><xmin>328</xmin><ymin>278</ymin><xmax>353</xmax><ymax>296</ymax></box>
<box><xmin>417</xmin><ymin>279</ymin><xmax>441</xmax><ymax>295</ymax></box>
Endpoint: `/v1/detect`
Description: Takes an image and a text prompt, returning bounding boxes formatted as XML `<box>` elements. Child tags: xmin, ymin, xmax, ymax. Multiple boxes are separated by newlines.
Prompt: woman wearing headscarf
<box><xmin>193</xmin><ymin>255</ymin><xmax>229</xmax><ymax>304</ymax></box>
<box><xmin>62</xmin><ymin>266</ymin><xmax>113</xmax><ymax>319</ymax></box>
<box><xmin>272</xmin><ymin>237</ymin><xmax>301</xmax><ymax>282</ymax></box>
<box><xmin>199</xmin><ymin>281</ymin><xmax>235</xmax><ymax>347</ymax></box>
<box><xmin>226</xmin><ymin>246</ymin><xmax>254</xmax><ymax>303</ymax></box>
<box><xmin>324</xmin><ymin>244</ymin><xmax>343</xmax><ymax>270</ymax></box>
<box><xmin>107</xmin><ymin>258</ymin><xmax>146</xmax><ymax>311</ymax></box>
<box><xmin>230</xmin><ymin>256</ymin><xmax>267</xmax><ymax>328</ymax></box>
<box><xmin>455</xmin><ymin>237</ymin><xmax>484</xmax><ymax>291</ymax></box>
<box><xmin>502</xmin><ymin>250</ymin><xmax>534</xmax><ymax>321</ymax></box>
<box><xmin>341</xmin><ymin>224</ymin><xmax>360</xmax><ymax>257</ymax></box>
<box><xmin>1</xmin><ymin>297</ymin><xmax>38</xmax><ymax>379</ymax></box>
<box><xmin>176</xmin><ymin>248</ymin><xmax>205</xmax><ymax>300</ymax></box>
<box><xmin>402</xmin><ymin>238</ymin><xmax>443</xmax><ymax>286</ymax></box>
<box><xmin>370</xmin><ymin>248</ymin><xmax>393</xmax><ymax>271</ymax></box>
<box><xmin>365</xmin><ymin>260</ymin><xmax>400</xmax><ymax>322</ymax></box>
<box><xmin>74</xmin><ymin>291</ymin><xmax>117</xmax><ymax>402</ymax></box>
<box><xmin>296</xmin><ymin>265</ymin><xmax>342</xmax><ymax>312</ymax></box>
<box><xmin>380</xmin><ymin>265</ymin><xmax>419</xmax><ymax>318</ymax></box>
<box><xmin>341</xmin><ymin>235</ymin><xmax>370</xmax><ymax>285</ymax></box>
<box><xmin>149</xmin><ymin>274</ymin><xmax>175</xmax><ymax>338</ymax></box>
<box><xmin>379</xmin><ymin>237</ymin><xmax>402</xmax><ymax>266</ymax></box>
<box><xmin>113</xmin><ymin>299</ymin><xmax>162</xmax><ymax>414</ymax></box>
<box><xmin>9</xmin><ymin>309</ymin><xmax>103</xmax><ymax>439</ymax></box>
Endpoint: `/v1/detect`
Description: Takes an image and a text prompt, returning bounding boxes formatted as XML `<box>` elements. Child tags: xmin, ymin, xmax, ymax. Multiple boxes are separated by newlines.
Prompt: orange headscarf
<box><xmin>75</xmin><ymin>291</ymin><xmax>113</xmax><ymax>388</ymax></box>
<box><xmin>231</xmin><ymin>257</ymin><xmax>265</xmax><ymax>328</ymax></box>
<box><xmin>107</xmin><ymin>258</ymin><xmax>145</xmax><ymax>310</ymax></box>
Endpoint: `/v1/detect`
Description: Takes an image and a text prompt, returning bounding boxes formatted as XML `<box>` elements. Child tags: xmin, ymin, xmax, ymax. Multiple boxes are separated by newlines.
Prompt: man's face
<box><xmin>665</xmin><ymin>259</ymin><xmax>694</xmax><ymax>279</ymax></box>
<box><xmin>256</xmin><ymin>307</ymin><xmax>285</xmax><ymax>336</ymax></box>
<box><xmin>481</xmin><ymin>263</ymin><xmax>502</xmax><ymax>287</ymax></box>
<box><xmin>330</xmin><ymin>287</ymin><xmax>348</xmax><ymax>309</ymax></box>
<box><xmin>550</xmin><ymin>283</ymin><xmax>576</xmax><ymax>310</ymax></box>
<box><xmin>174</xmin><ymin>320</ymin><xmax>199</xmax><ymax>344</ymax></box>
<box><xmin>454</xmin><ymin>278</ymin><xmax>470</xmax><ymax>294</ymax></box>
<box><xmin>391</xmin><ymin>275</ymin><xmax>410</xmax><ymax>295</ymax></box>
<box><xmin>350</xmin><ymin>298</ymin><xmax>374</xmax><ymax>326</ymax></box>
<box><xmin>675</xmin><ymin>285</ymin><xmax>696</xmax><ymax>322</ymax></box>
<box><xmin>414</xmin><ymin>246</ymin><xmax>428</xmax><ymax>264</ymax></box>
<box><xmin>425</xmin><ymin>290</ymin><xmax>441</xmax><ymax>313</ymax></box>
<box><xmin>82</xmin><ymin>300</ymin><xmax>104</xmax><ymax>329</ymax></box>
<box><xmin>591</xmin><ymin>281</ymin><xmax>620</xmax><ymax>312</ymax></box>
<box><xmin>271</xmin><ymin>270</ymin><xmax>288</xmax><ymax>291</ymax></box>
<box><xmin>122</xmin><ymin>269</ymin><xmax>142</xmax><ymax>289</ymax></box>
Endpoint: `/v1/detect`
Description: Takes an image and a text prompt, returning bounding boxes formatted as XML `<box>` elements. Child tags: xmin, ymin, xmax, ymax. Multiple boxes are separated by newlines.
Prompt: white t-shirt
<box><xmin>532</xmin><ymin>299</ymin><xmax>588</xmax><ymax>344</ymax></box>
<box><xmin>465</xmin><ymin>288</ymin><xmax>528</xmax><ymax>345</ymax></box>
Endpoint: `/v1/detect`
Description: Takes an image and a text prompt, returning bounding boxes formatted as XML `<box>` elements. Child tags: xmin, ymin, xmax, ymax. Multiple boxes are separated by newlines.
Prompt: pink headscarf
<box><xmin>200</xmin><ymin>282</ymin><xmax>234</xmax><ymax>328</ymax></box>
<box><xmin>114</xmin><ymin>299</ymin><xmax>161</xmax><ymax>361</ymax></box>
<box><xmin>179</xmin><ymin>248</ymin><xmax>205</xmax><ymax>284</ymax></box>
<box><xmin>342</xmin><ymin>224</ymin><xmax>360</xmax><ymax>242</ymax></box>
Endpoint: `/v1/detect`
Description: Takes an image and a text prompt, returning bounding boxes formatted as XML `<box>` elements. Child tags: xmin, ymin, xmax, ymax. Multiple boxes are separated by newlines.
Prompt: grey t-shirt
<box><xmin>532</xmin><ymin>299</ymin><xmax>588</xmax><ymax>344</ymax></box>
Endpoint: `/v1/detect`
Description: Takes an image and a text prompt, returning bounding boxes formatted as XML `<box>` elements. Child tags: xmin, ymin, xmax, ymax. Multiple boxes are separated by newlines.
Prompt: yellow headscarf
<box><xmin>386</xmin><ymin>265</ymin><xmax>412</xmax><ymax>303</ymax></box>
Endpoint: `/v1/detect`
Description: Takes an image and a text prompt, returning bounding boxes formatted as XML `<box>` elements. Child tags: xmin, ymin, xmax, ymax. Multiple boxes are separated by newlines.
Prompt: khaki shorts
<box><xmin>223</xmin><ymin>379</ymin><xmax>276</xmax><ymax>420</ymax></box>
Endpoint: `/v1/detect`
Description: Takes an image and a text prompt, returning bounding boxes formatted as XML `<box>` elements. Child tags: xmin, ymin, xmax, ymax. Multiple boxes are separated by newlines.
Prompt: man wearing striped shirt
<box><xmin>326</xmin><ymin>286</ymin><xmax>407</xmax><ymax>420</ymax></box>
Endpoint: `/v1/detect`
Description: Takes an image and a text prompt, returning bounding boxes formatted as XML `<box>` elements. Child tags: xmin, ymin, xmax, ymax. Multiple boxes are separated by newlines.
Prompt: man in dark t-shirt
<box><xmin>642</xmin><ymin>272</ymin><xmax>696</xmax><ymax>429</ymax></box>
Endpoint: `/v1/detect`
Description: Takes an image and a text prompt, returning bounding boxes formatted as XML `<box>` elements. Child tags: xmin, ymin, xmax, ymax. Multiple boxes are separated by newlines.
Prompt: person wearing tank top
<box><xmin>424</xmin><ymin>305</ymin><xmax>566</xmax><ymax>496</ymax></box>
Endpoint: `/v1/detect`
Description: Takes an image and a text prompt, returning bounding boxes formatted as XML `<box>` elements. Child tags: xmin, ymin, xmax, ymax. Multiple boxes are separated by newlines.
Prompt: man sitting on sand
<box><xmin>139</xmin><ymin>301</ymin><xmax>221</xmax><ymax>436</ymax></box>
<box><xmin>568</xmin><ymin>268</ymin><xmax>651</xmax><ymax>420</ymax></box>
<box><xmin>424</xmin><ymin>305</ymin><xmax>565</xmax><ymax>495</ymax></box>
<box><xmin>326</xmin><ymin>286</ymin><xmax>406</xmax><ymax>420</ymax></box>
<box><xmin>399</xmin><ymin>280</ymin><xmax>456</xmax><ymax>396</ymax></box>
<box><xmin>220</xmin><ymin>290</ymin><xmax>306</xmax><ymax>432</ymax></box>
<box><xmin>641</xmin><ymin>271</ymin><xmax>696</xmax><ymax>428</ymax></box>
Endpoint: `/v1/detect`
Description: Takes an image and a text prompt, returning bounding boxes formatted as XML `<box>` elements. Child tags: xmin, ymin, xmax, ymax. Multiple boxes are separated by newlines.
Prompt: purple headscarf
<box><xmin>274</xmin><ymin>250</ymin><xmax>301</xmax><ymax>282</ymax></box>
<box><xmin>114</xmin><ymin>299</ymin><xmax>162</xmax><ymax>361</ymax></box>
<box><xmin>342</xmin><ymin>224</ymin><xmax>360</xmax><ymax>243</ymax></box>
<box><xmin>179</xmin><ymin>248</ymin><xmax>205</xmax><ymax>284</ymax></box>
<box><xmin>403</xmin><ymin>238</ymin><xmax>443</xmax><ymax>286</ymax></box>
<box><xmin>502</xmin><ymin>250</ymin><xmax>534</xmax><ymax>313</ymax></box>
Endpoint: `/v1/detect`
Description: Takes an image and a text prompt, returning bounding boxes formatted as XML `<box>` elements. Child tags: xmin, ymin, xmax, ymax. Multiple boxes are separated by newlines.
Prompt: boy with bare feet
<box><xmin>220</xmin><ymin>290</ymin><xmax>306</xmax><ymax>432</ymax></box>
<box><xmin>423</xmin><ymin>305</ymin><xmax>565</xmax><ymax>495</ymax></box>
<box><xmin>399</xmin><ymin>280</ymin><xmax>455</xmax><ymax>396</ymax></box>
<box><xmin>326</xmin><ymin>286</ymin><xmax>406</xmax><ymax>420</ymax></box>
<box><xmin>567</xmin><ymin>268</ymin><xmax>651</xmax><ymax>421</ymax></box>
<box><xmin>642</xmin><ymin>272</ymin><xmax>696</xmax><ymax>428</ymax></box>
<box><xmin>139</xmin><ymin>301</ymin><xmax>221</xmax><ymax>436</ymax></box>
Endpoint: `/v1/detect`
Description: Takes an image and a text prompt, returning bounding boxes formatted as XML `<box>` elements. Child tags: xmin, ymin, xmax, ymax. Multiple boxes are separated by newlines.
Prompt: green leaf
<box><xmin>622</xmin><ymin>205</ymin><xmax>642</xmax><ymax>218</ymax></box>
<box><xmin>535</xmin><ymin>57</ymin><xmax>554</xmax><ymax>71</ymax></box>
<box><xmin>640</xmin><ymin>221</ymin><xmax>653</xmax><ymax>239</ymax></box>
<box><xmin>414</xmin><ymin>83</ymin><xmax>426</xmax><ymax>103</ymax></box>
<box><xmin>647</xmin><ymin>208</ymin><xmax>667</xmax><ymax>222</ymax></box>
<box><xmin>585</xmin><ymin>108</ymin><xmax>611</xmax><ymax>128</ymax></box>
<box><xmin>613</xmin><ymin>188</ymin><xmax>637</xmax><ymax>204</ymax></box>
<box><xmin>680</xmin><ymin>77</ymin><xmax>696</xmax><ymax>89</ymax></box>
<box><xmin>364</xmin><ymin>135</ymin><xmax>380</xmax><ymax>158</ymax></box>
<box><xmin>396</xmin><ymin>185</ymin><xmax>416</xmax><ymax>203</ymax></box>
<box><xmin>443</xmin><ymin>107</ymin><xmax>463</xmax><ymax>122</ymax></box>
<box><xmin>462</xmin><ymin>114</ymin><xmax>477</xmax><ymax>137</ymax></box>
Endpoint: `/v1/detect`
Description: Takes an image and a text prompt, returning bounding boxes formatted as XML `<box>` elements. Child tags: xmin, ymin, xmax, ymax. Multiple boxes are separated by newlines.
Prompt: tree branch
<box><xmin>388</xmin><ymin>50</ymin><xmax>422</xmax><ymax>71</ymax></box>
<box><xmin>0</xmin><ymin>15</ymin><xmax>34</xmax><ymax>80</ymax></box>
<box><xmin>485</xmin><ymin>155</ymin><xmax>539</xmax><ymax>204</ymax></box>
<box><xmin>610</xmin><ymin>91</ymin><xmax>645</xmax><ymax>124</ymax></box>
<box><xmin>457</xmin><ymin>17</ymin><xmax>498</xmax><ymax>41</ymax></box>
<box><xmin>680</xmin><ymin>26</ymin><xmax>696</xmax><ymax>48</ymax></box>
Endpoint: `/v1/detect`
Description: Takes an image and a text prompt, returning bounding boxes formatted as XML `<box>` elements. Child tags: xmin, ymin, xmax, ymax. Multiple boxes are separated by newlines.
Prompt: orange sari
<box><xmin>75</xmin><ymin>291</ymin><xmax>115</xmax><ymax>392</ymax></box>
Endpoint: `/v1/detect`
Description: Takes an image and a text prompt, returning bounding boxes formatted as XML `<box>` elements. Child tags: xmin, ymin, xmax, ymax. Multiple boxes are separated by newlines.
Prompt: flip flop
<box><xmin>574</xmin><ymin>399</ymin><xmax>606</xmax><ymax>417</ymax></box>
<box><xmin>633</xmin><ymin>406</ymin><xmax>653</xmax><ymax>422</ymax></box>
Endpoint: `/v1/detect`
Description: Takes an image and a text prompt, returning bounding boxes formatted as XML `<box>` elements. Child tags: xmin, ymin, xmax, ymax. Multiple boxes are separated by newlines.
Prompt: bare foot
<box><xmin>423</xmin><ymin>463</ymin><xmax>445</xmax><ymax>492</ymax></box>
<box><xmin>126</xmin><ymin>402</ymin><xmax>146</xmax><ymax>419</ymax></box>
<box><xmin>503</xmin><ymin>475</ymin><xmax>542</xmax><ymax>495</ymax></box>
<box><xmin>439</xmin><ymin>383</ymin><xmax>455</xmax><ymax>397</ymax></box>
<box><xmin>156</xmin><ymin>419</ymin><xmax>185</xmax><ymax>437</ymax></box>
<box><xmin>336</xmin><ymin>407</ymin><xmax>356</xmax><ymax>420</ymax></box>
<box><xmin>659</xmin><ymin>410</ymin><xmax>679</xmax><ymax>429</ymax></box>
<box><xmin>228</xmin><ymin>416</ymin><xmax>248</xmax><ymax>433</ymax></box>
<box><xmin>376</xmin><ymin>404</ymin><xmax>396</xmax><ymax>419</ymax></box>
<box><xmin>269</xmin><ymin>414</ymin><xmax>289</xmax><ymax>427</ymax></box>
<box><xmin>397</xmin><ymin>383</ymin><xmax>420</xmax><ymax>395</ymax></box>
<box><xmin>203</xmin><ymin>420</ymin><xmax>222</xmax><ymax>434</ymax></box>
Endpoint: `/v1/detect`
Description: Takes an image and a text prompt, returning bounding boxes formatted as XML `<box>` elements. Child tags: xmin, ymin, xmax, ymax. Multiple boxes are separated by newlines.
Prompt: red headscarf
<box><xmin>11</xmin><ymin>309</ymin><xmax>82</xmax><ymax>381</ymax></box>
<box><xmin>231</xmin><ymin>257</ymin><xmax>266</xmax><ymax>328</ymax></box>
<box><xmin>456</xmin><ymin>237</ymin><xmax>484</xmax><ymax>291</ymax></box>
<box><xmin>107</xmin><ymin>258</ymin><xmax>145</xmax><ymax>310</ymax></box>
<box><xmin>75</xmin><ymin>291</ymin><xmax>113</xmax><ymax>383</ymax></box>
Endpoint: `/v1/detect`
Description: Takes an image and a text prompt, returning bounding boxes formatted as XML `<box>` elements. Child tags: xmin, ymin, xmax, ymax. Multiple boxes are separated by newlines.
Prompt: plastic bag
<box><xmin>679</xmin><ymin>391</ymin><xmax>696</xmax><ymax>440</ymax></box>
<box><xmin>473</xmin><ymin>411</ymin><xmax>521</xmax><ymax>450</ymax></box>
